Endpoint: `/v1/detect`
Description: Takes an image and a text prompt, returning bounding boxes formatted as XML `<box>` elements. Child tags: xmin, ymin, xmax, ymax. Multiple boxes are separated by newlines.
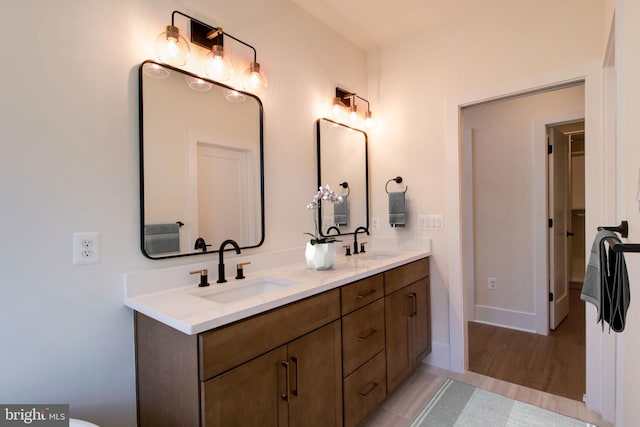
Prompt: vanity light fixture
<box><xmin>155</xmin><ymin>11</ymin><xmax>267</xmax><ymax>92</ymax></box>
<box><xmin>331</xmin><ymin>88</ymin><xmax>373</xmax><ymax>130</ymax></box>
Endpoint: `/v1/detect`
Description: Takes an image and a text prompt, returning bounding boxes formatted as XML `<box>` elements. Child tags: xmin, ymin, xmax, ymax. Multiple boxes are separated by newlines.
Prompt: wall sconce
<box><xmin>331</xmin><ymin>87</ymin><xmax>373</xmax><ymax>130</ymax></box>
<box><xmin>155</xmin><ymin>11</ymin><xmax>267</xmax><ymax>92</ymax></box>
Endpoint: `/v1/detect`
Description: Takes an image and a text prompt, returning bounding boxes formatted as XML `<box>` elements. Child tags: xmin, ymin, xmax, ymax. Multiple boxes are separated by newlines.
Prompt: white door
<box><xmin>197</xmin><ymin>143</ymin><xmax>250</xmax><ymax>246</ymax></box>
<box><xmin>548</xmin><ymin>127</ymin><xmax>570</xmax><ymax>330</ymax></box>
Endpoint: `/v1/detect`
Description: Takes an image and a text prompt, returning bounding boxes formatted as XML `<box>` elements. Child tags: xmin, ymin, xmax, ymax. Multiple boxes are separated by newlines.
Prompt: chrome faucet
<box><xmin>217</xmin><ymin>239</ymin><xmax>241</xmax><ymax>283</ymax></box>
<box><xmin>353</xmin><ymin>226</ymin><xmax>369</xmax><ymax>254</ymax></box>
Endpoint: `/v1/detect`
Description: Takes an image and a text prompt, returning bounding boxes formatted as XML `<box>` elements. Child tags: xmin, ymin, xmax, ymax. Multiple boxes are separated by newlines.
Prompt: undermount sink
<box><xmin>354</xmin><ymin>251</ymin><xmax>402</xmax><ymax>261</ymax></box>
<box><xmin>194</xmin><ymin>277</ymin><xmax>297</xmax><ymax>304</ymax></box>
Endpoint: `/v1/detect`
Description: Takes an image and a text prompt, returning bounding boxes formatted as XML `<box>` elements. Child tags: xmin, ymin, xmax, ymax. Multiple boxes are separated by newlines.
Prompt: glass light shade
<box><xmin>204</xmin><ymin>45</ymin><xmax>233</xmax><ymax>81</ymax></box>
<box><xmin>364</xmin><ymin>110</ymin><xmax>373</xmax><ymax>128</ymax></box>
<box><xmin>185</xmin><ymin>76</ymin><xmax>213</xmax><ymax>92</ymax></box>
<box><xmin>242</xmin><ymin>62</ymin><xmax>268</xmax><ymax>92</ymax></box>
<box><xmin>348</xmin><ymin>105</ymin><xmax>362</xmax><ymax>128</ymax></box>
<box><xmin>155</xmin><ymin>25</ymin><xmax>190</xmax><ymax>67</ymax></box>
<box><xmin>224</xmin><ymin>89</ymin><xmax>247</xmax><ymax>103</ymax></box>
<box><xmin>332</xmin><ymin>97</ymin><xmax>347</xmax><ymax>123</ymax></box>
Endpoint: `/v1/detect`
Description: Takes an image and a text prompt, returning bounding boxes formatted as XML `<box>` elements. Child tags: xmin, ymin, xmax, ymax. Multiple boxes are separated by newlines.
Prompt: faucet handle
<box><xmin>343</xmin><ymin>245</ymin><xmax>351</xmax><ymax>256</ymax></box>
<box><xmin>190</xmin><ymin>269</ymin><xmax>210</xmax><ymax>287</ymax></box>
<box><xmin>360</xmin><ymin>242</ymin><xmax>367</xmax><ymax>253</ymax></box>
<box><xmin>235</xmin><ymin>262</ymin><xmax>251</xmax><ymax>280</ymax></box>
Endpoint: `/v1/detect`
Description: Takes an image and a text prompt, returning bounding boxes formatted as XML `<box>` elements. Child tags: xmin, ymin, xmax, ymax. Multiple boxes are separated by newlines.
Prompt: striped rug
<box><xmin>410</xmin><ymin>378</ymin><xmax>597</xmax><ymax>427</ymax></box>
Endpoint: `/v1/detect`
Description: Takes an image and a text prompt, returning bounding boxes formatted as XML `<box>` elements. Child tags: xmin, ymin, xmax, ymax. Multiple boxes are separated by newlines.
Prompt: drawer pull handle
<box><xmin>356</xmin><ymin>289</ymin><xmax>377</xmax><ymax>299</ymax></box>
<box><xmin>407</xmin><ymin>293</ymin><xmax>417</xmax><ymax>317</ymax></box>
<box><xmin>281</xmin><ymin>361</ymin><xmax>290</xmax><ymax>401</ymax></box>
<box><xmin>357</xmin><ymin>329</ymin><xmax>378</xmax><ymax>341</ymax></box>
<box><xmin>359</xmin><ymin>381</ymin><xmax>379</xmax><ymax>397</ymax></box>
<box><xmin>291</xmin><ymin>356</ymin><xmax>299</xmax><ymax>397</ymax></box>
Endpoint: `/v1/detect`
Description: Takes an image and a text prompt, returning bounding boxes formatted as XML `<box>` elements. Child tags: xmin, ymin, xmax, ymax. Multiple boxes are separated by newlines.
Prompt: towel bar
<box><xmin>598</xmin><ymin>220</ymin><xmax>628</xmax><ymax>237</ymax></box>
<box><xmin>598</xmin><ymin>220</ymin><xmax>640</xmax><ymax>252</ymax></box>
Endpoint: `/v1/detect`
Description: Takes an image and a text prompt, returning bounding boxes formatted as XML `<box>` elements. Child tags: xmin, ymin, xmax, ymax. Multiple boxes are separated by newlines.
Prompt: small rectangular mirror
<box><xmin>316</xmin><ymin>118</ymin><xmax>369</xmax><ymax>236</ymax></box>
<box><xmin>139</xmin><ymin>61</ymin><xmax>265</xmax><ymax>259</ymax></box>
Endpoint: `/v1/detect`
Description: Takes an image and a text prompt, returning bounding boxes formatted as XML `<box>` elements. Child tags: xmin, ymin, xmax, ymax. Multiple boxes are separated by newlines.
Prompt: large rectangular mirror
<box><xmin>316</xmin><ymin>118</ymin><xmax>369</xmax><ymax>236</ymax></box>
<box><xmin>139</xmin><ymin>60</ymin><xmax>264</xmax><ymax>259</ymax></box>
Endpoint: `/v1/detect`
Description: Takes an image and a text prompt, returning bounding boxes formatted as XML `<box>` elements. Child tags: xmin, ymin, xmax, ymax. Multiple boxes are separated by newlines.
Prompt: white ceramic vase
<box><xmin>305</xmin><ymin>242</ymin><xmax>336</xmax><ymax>270</ymax></box>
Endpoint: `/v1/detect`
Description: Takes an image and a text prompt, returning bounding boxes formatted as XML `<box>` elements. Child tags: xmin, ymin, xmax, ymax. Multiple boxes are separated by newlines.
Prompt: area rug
<box><xmin>409</xmin><ymin>378</ymin><xmax>597</xmax><ymax>427</ymax></box>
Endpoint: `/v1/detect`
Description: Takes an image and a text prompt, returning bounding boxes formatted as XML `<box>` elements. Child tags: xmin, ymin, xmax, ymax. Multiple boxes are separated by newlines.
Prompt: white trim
<box><xmin>446</xmin><ymin>60</ymin><xmax>610</xmax><ymax>417</ymax></box>
<box><xmin>423</xmin><ymin>341</ymin><xmax>450</xmax><ymax>370</ymax></box>
<box><xmin>473</xmin><ymin>306</ymin><xmax>537</xmax><ymax>333</ymax></box>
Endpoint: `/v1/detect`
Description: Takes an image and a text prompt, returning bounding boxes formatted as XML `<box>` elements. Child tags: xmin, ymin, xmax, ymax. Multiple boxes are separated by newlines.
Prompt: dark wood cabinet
<box><xmin>202</xmin><ymin>321</ymin><xmax>342</xmax><ymax>427</ymax></box>
<box><xmin>202</xmin><ymin>345</ymin><xmax>288</xmax><ymax>427</ymax></box>
<box><xmin>134</xmin><ymin>257</ymin><xmax>430</xmax><ymax>427</ymax></box>
<box><xmin>384</xmin><ymin>259</ymin><xmax>431</xmax><ymax>393</ymax></box>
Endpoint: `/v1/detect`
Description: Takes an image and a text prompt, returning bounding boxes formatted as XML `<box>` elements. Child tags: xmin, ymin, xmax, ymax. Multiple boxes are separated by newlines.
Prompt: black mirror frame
<box><xmin>315</xmin><ymin>118</ymin><xmax>369</xmax><ymax>238</ymax></box>
<box><xmin>138</xmin><ymin>60</ymin><xmax>265</xmax><ymax>259</ymax></box>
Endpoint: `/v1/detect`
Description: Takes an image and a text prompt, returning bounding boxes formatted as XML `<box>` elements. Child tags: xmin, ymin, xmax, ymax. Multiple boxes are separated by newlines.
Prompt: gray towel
<box><xmin>333</xmin><ymin>194</ymin><xmax>348</xmax><ymax>226</ymax></box>
<box><xmin>144</xmin><ymin>223</ymin><xmax>180</xmax><ymax>255</ymax></box>
<box><xmin>581</xmin><ymin>230</ymin><xmax>630</xmax><ymax>332</ymax></box>
<box><xmin>389</xmin><ymin>191</ymin><xmax>405</xmax><ymax>227</ymax></box>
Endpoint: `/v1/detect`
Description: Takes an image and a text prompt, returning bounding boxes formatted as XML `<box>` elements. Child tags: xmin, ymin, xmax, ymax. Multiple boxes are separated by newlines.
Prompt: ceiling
<box><xmin>291</xmin><ymin>0</ymin><xmax>493</xmax><ymax>51</ymax></box>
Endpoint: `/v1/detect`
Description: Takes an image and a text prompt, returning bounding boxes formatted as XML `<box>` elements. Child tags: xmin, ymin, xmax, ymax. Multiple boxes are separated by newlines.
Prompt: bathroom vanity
<box><xmin>129</xmin><ymin>254</ymin><xmax>430</xmax><ymax>427</ymax></box>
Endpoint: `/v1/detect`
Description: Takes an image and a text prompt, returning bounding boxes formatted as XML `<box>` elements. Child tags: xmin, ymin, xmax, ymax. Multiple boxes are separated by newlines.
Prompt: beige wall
<box><xmin>0</xmin><ymin>0</ymin><xmax>365</xmax><ymax>424</ymax></box>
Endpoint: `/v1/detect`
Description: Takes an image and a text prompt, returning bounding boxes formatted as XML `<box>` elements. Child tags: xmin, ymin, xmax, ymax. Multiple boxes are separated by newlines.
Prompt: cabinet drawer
<box><xmin>384</xmin><ymin>258</ymin><xmax>429</xmax><ymax>295</ymax></box>
<box><xmin>341</xmin><ymin>274</ymin><xmax>383</xmax><ymax>315</ymax></box>
<box><xmin>343</xmin><ymin>350</ymin><xmax>386</xmax><ymax>427</ymax></box>
<box><xmin>342</xmin><ymin>299</ymin><xmax>385</xmax><ymax>377</ymax></box>
<box><xmin>199</xmin><ymin>289</ymin><xmax>340</xmax><ymax>380</ymax></box>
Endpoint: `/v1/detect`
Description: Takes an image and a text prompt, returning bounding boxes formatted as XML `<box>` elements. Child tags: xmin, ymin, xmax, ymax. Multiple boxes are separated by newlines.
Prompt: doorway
<box><xmin>461</xmin><ymin>85</ymin><xmax>586</xmax><ymax>400</ymax></box>
<box><xmin>548</xmin><ymin>122</ymin><xmax>585</xmax><ymax>330</ymax></box>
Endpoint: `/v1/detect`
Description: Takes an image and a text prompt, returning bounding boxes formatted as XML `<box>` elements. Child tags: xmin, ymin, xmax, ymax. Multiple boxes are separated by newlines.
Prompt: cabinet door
<box><xmin>287</xmin><ymin>320</ymin><xmax>343</xmax><ymax>427</ymax></box>
<box><xmin>385</xmin><ymin>288</ymin><xmax>412</xmax><ymax>393</ymax></box>
<box><xmin>410</xmin><ymin>279</ymin><xmax>431</xmax><ymax>363</ymax></box>
<box><xmin>202</xmin><ymin>345</ymin><xmax>288</xmax><ymax>427</ymax></box>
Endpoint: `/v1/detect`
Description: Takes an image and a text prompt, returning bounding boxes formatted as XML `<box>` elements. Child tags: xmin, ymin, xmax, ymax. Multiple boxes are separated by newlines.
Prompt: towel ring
<box><xmin>339</xmin><ymin>182</ymin><xmax>350</xmax><ymax>197</ymax></box>
<box><xmin>385</xmin><ymin>176</ymin><xmax>408</xmax><ymax>194</ymax></box>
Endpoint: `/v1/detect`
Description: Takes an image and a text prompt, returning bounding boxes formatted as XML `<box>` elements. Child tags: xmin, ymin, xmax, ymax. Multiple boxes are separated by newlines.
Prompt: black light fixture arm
<box><xmin>170</xmin><ymin>10</ymin><xmax>258</xmax><ymax>63</ymax></box>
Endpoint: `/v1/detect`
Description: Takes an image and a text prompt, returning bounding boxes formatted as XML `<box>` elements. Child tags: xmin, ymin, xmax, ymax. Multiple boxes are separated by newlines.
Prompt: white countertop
<box><xmin>124</xmin><ymin>243</ymin><xmax>430</xmax><ymax>335</ymax></box>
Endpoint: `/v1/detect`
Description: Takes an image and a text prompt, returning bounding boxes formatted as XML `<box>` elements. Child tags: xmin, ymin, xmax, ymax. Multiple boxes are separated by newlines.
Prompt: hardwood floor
<box><xmin>468</xmin><ymin>288</ymin><xmax>585</xmax><ymax>401</ymax></box>
<box><xmin>360</xmin><ymin>289</ymin><xmax>613</xmax><ymax>427</ymax></box>
<box><xmin>361</xmin><ymin>363</ymin><xmax>611</xmax><ymax>427</ymax></box>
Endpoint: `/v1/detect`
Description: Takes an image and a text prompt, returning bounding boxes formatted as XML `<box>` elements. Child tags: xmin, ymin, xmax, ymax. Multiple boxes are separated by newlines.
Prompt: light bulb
<box><xmin>155</xmin><ymin>25</ymin><xmax>190</xmax><ymax>66</ymax></box>
<box><xmin>332</xmin><ymin>97</ymin><xmax>347</xmax><ymax>123</ymax></box>
<box><xmin>242</xmin><ymin>62</ymin><xmax>267</xmax><ymax>92</ymax></box>
<box><xmin>364</xmin><ymin>111</ymin><xmax>373</xmax><ymax>129</ymax></box>
<box><xmin>348</xmin><ymin>105</ymin><xmax>360</xmax><ymax>127</ymax></box>
<box><xmin>204</xmin><ymin>45</ymin><xmax>233</xmax><ymax>81</ymax></box>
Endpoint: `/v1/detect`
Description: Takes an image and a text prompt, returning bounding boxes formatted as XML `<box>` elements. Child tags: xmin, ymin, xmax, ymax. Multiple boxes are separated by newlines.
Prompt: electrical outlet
<box><xmin>73</xmin><ymin>232</ymin><xmax>101</xmax><ymax>265</ymax></box>
<box><xmin>488</xmin><ymin>277</ymin><xmax>497</xmax><ymax>290</ymax></box>
<box><xmin>371</xmin><ymin>217</ymin><xmax>379</xmax><ymax>230</ymax></box>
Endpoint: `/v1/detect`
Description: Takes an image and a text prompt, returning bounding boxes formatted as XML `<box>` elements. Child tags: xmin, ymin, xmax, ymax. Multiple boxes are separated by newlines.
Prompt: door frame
<box><xmin>446</xmin><ymin>60</ymin><xmax>611</xmax><ymax>415</ymax></box>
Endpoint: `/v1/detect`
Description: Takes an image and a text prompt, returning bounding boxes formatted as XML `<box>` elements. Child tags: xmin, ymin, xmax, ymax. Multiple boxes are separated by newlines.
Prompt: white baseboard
<box><xmin>474</xmin><ymin>304</ymin><xmax>537</xmax><ymax>333</ymax></box>
<box><xmin>422</xmin><ymin>341</ymin><xmax>451</xmax><ymax>370</ymax></box>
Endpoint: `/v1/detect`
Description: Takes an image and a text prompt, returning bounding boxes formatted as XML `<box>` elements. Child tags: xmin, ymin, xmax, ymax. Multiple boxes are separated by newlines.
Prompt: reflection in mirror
<box><xmin>139</xmin><ymin>60</ymin><xmax>264</xmax><ymax>259</ymax></box>
<box><xmin>316</xmin><ymin>118</ymin><xmax>369</xmax><ymax>236</ymax></box>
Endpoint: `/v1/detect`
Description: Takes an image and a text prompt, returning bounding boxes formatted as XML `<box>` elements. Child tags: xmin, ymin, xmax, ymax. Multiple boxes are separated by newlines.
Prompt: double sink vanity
<box><xmin>126</xmin><ymin>247</ymin><xmax>431</xmax><ymax>426</ymax></box>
